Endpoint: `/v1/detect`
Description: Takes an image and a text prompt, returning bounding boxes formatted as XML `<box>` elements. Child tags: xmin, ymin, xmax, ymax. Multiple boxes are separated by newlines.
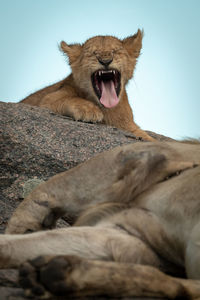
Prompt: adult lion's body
<box><xmin>21</xmin><ymin>30</ymin><xmax>153</xmax><ymax>141</ymax></box>
<box><xmin>1</xmin><ymin>140</ymin><xmax>200</xmax><ymax>298</ymax></box>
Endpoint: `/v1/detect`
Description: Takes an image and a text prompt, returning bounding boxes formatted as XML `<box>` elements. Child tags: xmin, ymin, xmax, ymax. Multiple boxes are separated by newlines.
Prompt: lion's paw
<box><xmin>19</xmin><ymin>255</ymin><xmax>79</xmax><ymax>298</ymax></box>
<box><xmin>68</xmin><ymin>101</ymin><xmax>104</xmax><ymax>123</ymax></box>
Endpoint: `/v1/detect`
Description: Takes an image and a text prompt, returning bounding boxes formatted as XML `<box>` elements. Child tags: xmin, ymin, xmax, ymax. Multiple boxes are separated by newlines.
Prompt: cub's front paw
<box><xmin>67</xmin><ymin>101</ymin><xmax>104</xmax><ymax>123</ymax></box>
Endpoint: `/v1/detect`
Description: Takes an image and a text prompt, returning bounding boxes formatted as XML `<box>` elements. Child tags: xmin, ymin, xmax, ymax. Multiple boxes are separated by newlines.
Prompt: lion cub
<box><xmin>21</xmin><ymin>30</ymin><xmax>153</xmax><ymax>141</ymax></box>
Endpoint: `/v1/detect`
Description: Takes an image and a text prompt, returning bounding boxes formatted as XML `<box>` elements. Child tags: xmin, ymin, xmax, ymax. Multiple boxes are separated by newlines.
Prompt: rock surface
<box><xmin>0</xmin><ymin>101</ymin><xmax>172</xmax><ymax>299</ymax></box>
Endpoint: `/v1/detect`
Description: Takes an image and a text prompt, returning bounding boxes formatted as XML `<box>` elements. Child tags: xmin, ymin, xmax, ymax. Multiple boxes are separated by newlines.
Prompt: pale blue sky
<box><xmin>1</xmin><ymin>0</ymin><xmax>199</xmax><ymax>139</ymax></box>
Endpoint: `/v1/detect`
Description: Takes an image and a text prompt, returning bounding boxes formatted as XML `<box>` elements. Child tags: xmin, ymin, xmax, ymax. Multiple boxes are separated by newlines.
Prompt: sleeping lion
<box><xmin>1</xmin><ymin>140</ymin><xmax>200</xmax><ymax>299</ymax></box>
<box><xmin>20</xmin><ymin>30</ymin><xmax>153</xmax><ymax>141</ymax></box>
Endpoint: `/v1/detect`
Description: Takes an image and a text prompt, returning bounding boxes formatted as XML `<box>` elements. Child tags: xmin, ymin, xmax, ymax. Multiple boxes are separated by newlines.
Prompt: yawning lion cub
<box><xmin>21</xmin><ymin>30</ymin><xmax>153</xmax><ymax>141</ymax></box>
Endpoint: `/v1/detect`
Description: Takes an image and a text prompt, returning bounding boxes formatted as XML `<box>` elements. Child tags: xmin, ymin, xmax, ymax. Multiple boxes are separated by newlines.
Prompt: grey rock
<box><xmin>22</xmin><ymin>178</ymin><xmax>45</xmax><ymax>198</ymax></box>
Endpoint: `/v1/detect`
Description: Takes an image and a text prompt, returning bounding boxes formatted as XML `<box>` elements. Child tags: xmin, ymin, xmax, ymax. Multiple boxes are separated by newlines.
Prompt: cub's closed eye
<box><xmin>113</xmin><ymin>48</ymin><xmax>123</xmax><ymax>53</ymax></box>
<box><xmin>93</xmin><ymin>50</ymin><xmax>117</xmax><ymax>55</ymax></box>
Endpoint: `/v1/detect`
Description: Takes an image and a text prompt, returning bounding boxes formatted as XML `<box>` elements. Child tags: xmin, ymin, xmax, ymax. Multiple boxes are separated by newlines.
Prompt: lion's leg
<box><xmin>6</xmin><ymin>143</ymin><xmax>194</xmax><ymax>234</ymax></box>
<box><xmin>0</xmin><ymin>227</ymin><xmax>113</xmax><ymax>268</ymax></box>
<box><xmin>0</xmin><ymin>225</ymin><xmax>161</xmax><ymax>269</ymax></box>
<box><xmin>128</xmin><ymin>123</ymin><xmax>155</xmax><ymax>142</ymax></box>
<box><xmin>19</xmin><ymin>255</ymin><xmax>200</xmax><ymax>299</ymax></box>
<box><xmin>40</xmin><ymin>90</ymin><xmax>104</xmax><ymax>122</ymax></box>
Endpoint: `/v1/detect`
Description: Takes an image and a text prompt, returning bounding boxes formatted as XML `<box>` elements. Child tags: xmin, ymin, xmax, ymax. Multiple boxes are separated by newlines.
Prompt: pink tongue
<box><xmin>100</xmin><ymin>80</ymin><xmax>119</xmax><ymax>108</ymax></box>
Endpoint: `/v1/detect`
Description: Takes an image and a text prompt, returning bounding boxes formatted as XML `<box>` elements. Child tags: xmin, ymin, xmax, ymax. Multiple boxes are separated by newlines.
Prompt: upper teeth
<box><xmin>97</xmin><ymin>70</ymin><xmax>116</xmax><ymax>76</ymax></box>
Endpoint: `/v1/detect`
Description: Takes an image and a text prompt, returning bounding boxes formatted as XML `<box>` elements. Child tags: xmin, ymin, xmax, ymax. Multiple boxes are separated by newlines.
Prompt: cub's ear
<box><xmin>60</xmin><ymin>41</ymin><xmax>82</xmax><ymax>64</ymax></box>
<box><xmin>122</xmin><ymin>29</ymin><xmax>143</xmax><ymax>58</ymax></box>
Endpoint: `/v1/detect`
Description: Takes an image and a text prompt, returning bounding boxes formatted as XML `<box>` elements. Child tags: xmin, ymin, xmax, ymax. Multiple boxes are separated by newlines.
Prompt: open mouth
<box><xmin>91</xmin><ymin>69</ymin><xmax>121</xmax><ymax>108</ymax></box>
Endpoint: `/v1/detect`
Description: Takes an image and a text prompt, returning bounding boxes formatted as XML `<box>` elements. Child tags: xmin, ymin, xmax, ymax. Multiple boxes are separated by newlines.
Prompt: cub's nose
<box><xmin>98</xmin><ymin>57</ymin><xmax>113</xmax><ymax>67</ymax></box>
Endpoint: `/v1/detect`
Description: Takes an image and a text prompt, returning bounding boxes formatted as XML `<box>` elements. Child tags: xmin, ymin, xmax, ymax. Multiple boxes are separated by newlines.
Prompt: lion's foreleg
<box><xmin>1</xmin><ymin>224</ymin><xmax>161</xmax><ymax>269</ymax></box>
<box><xmin>1</xmin><ymin>227</ymin><xmax>111</xmax><ymax>268</ymax></box>
<box><xmin>40</xmin><ymin>90</ymin><xmax>104</xmax><ymax>122</ymax></box>
<box><xmin>19</xmin><ymin>255</ymin><xmax>200</xmax><ymax>299</ymax></box>
<box><xmin>2</xmin><ymin>226</ymin><xmax>135</xmax><ymax>268</ymax></box>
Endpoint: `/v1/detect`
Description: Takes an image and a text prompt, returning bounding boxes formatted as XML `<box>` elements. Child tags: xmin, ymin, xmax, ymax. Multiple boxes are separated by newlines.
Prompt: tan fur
<box><xmin>20</xmin><ymin>30</ymin><xmax>153</xmax><ymax>141</ymax></box>
<box><xmin>1</xmin><ymin>141</ymin><xmax>200</xmax><ymax>298</ymax></box>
